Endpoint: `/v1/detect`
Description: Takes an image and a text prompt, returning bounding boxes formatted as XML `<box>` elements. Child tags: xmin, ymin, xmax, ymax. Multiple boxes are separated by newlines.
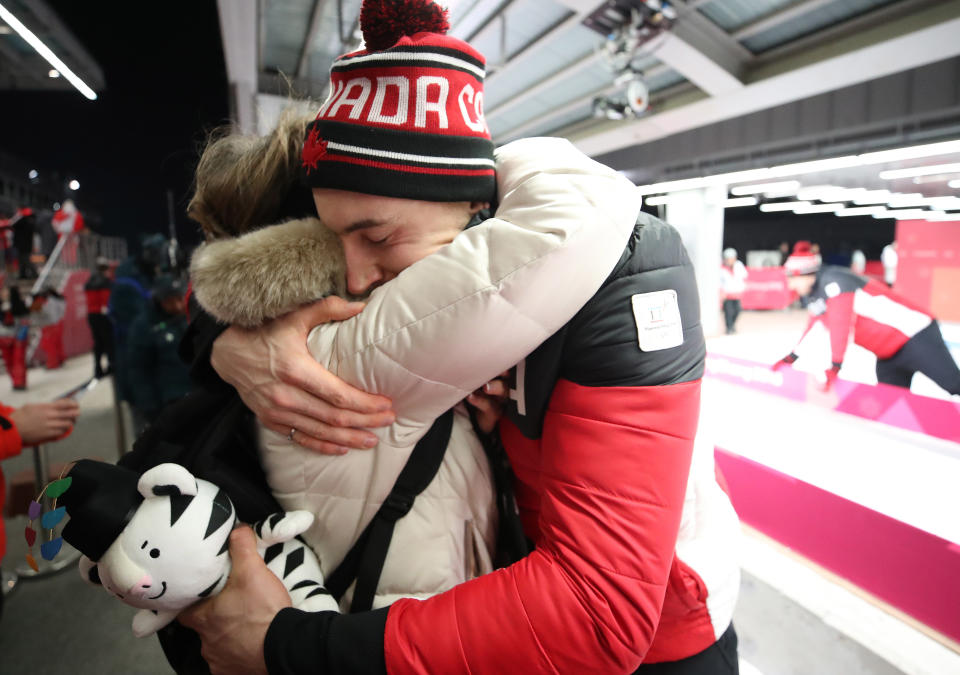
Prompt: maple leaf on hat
<box><xmin>302</xmin><ymin>127</ymin><xmax>329</xmax><ymax>173</ymax></box>
<box><xmin>360</xmin><ymin>0</ymin><xmax>450</xmax><ymax>51</ymax></box>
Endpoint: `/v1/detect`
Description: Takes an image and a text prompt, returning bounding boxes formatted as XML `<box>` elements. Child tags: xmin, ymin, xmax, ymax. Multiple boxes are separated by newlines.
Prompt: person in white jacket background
<box><xmin>720</xmin><ymin>247</ymin><xmax>748</xmax><ymax>334</ymax></box>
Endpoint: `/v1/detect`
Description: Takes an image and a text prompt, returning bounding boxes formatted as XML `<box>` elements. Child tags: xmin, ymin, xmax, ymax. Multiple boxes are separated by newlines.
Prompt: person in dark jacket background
<box><xmin>125</xmin><ymin>274</ymin><xmax>190</xmax><ymax>431</ymax></box>
<box><xmin>109</xmin><ymin>234</ymin><xmax>167</xmax><ymax>409</ymax></box>
<box><xmin>84</xmin><ymin>257</ymin><xmax>114</xmax><ymax>378</ymax></box>
<box><xmin>10</xmin><ymin>207</ymin><xmax>37</xmax><ymax>280</ymax></box>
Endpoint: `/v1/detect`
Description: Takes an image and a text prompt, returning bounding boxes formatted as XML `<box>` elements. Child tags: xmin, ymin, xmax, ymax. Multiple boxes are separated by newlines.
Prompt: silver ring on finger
<box><xmin>287</xmin><ymin>427</ymin><xmax>297</xmax><ymax>442</ymax></box>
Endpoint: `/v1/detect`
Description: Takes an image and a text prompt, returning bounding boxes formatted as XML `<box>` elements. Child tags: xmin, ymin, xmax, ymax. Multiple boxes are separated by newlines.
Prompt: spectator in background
<box><xmin>850</xmin><ymin>249</ymin><xmax>866</xmax><ymax>274</ymax></box>
<box><xmin>881</xmin><ymin>241</ymin><xmax>898</xmax><ymax>287</ymax></box>
<box><xmin>109</xmin><ymin>234</ymin><xmax>167</xmax><ymax>411</ymax></box>
<box><xmin>51</xmin><ymin>199</ymin><xmax>85</xmax><ymax>238</ymax></box>
<box><xmin>0</xmin><ymin>397</ymin><xmax>80</xmax><ymax>621</ymax></box>
<box><xmin>125</xmin><ymin>274</ymin><xmax>190</xmax><ymax>431</ymax></box>
<box><xmin>84</xmin><ymin>257</ymin><xmax>114</xmax><ymax>378</ymax></box>
<box><xmin>778</xmin><ymin>241</ymin><xmax>790</xmax><ymax>265</ymax></box>
<box><xmin>10</xmin><ymin>207</ymin><xmax>37</xmax><ymax>280</ymax></box>
<box><xmin>0</xmin><ymin>287</ymin><xmax>30</xmax><ymax>390</ymax></box>
<box><xmin>720</xmin><ymin>247</ymin><xmax>748</xmax><ymax>334</ymax></box>
<box><xmin>32</xmin><ymin>288</ymin><xmax>66</xmax><ymax>370</ymax></box>
<box><xmin>774</xmin><ymin>249</ymin><xmax>960</xmax><ymax>396</ymax></box>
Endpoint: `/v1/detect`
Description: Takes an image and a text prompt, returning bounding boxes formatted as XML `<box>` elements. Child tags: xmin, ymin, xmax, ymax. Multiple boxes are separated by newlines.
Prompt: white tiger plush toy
<box><xmin>61</xmin><ymin>460</ymin><xmax>338</xmax><ymax>638</ymax></box>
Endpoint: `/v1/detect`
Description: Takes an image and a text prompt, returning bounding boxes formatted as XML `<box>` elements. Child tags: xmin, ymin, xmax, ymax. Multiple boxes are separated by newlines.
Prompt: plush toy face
<box><xmin>82</xmin><ymin>464</ymin><xmax>236</xmax><ymax>613</ymax></box>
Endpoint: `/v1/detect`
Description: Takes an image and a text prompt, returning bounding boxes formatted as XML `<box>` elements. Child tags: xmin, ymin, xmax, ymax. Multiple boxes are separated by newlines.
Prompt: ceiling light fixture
<box><xmin>759</xmin><ymin>201</ymin><xmax>810</xmax><ymax>212</ymax></box>
<box><xmin>729</xmin><ymin>180</ymin><xmax>800</xmax><ymax>196</ymax></box>
<box><xmin>643</xmin><ymin>194</ymin><xmax>674</xmax><ymax>205</ymax></box>
<box><xmin>793</xmin><ymin>203</ymin><xmax>844</xmax><ymax>214</ymax></box>
<box><xmin>836</xmin><ymin>206</ymin><xmax>887</xmax><ymax>217</ymax></box>
<box><xmin>638</xmin><ymin>139</ymin><xmax>960</xmax><ymax>196</ymax></box>
<box><xmin>724</xmin><ymin>197</ymin><xmax>758</xmax><ymax>208</ymax></box>
<box><xmin>852</xmin><ymin>190</ymin><xmax>892</xmax><ymax>205</ymax></box>
<box><xmin>0</xmin><ymin>3</ymin><xmax>97</xmax><ymax>100</ymax></box>
<box><xmin>878</xmin><ymin>162</ymin><xmax>960</xmax><ymax>180</ymax></box>
<box><xmin>873</xmin><ymin>208</ymin><xmax>932</xmax><ymax>220</ymax></box>
<box><xmin>948</xmin><ymin>179</ymin><xmax>960</xmax><ymax>189</ymax></box>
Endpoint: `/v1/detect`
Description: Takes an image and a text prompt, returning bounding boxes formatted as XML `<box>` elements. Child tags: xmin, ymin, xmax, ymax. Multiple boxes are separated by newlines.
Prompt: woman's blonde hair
<box><xmin>188</xmin><ymin>110</ymin><xmax>314</xmax><ymax>240</ymax></box>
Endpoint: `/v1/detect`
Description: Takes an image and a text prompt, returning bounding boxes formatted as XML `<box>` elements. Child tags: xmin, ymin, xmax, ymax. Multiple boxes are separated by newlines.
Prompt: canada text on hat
<box><xmin>301</xmin><ymin>0</ymin><xmax>495</xmax><ymax>203</ymax></box>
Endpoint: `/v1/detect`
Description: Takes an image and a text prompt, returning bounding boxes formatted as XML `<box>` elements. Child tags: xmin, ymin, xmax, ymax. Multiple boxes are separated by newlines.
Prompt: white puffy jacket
<box><xmin>195</xmin><ymin>138</ymin><xmax>641</xmax><ymax>609</ymax></box>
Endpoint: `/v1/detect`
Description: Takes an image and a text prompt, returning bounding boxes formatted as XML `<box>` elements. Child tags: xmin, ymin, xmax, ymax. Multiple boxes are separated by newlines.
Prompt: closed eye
<box><xmin>366</xmin><ymin>234</ymin><xmax>389</xmax><ymax>245</ymax></box>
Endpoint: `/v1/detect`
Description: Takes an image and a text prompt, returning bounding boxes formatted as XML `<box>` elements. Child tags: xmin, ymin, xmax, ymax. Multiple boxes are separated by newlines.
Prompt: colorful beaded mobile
<box><xmin>24</xmin><ymin>469</ymin><xmax>72</xmax><ymax>571</ymax></box>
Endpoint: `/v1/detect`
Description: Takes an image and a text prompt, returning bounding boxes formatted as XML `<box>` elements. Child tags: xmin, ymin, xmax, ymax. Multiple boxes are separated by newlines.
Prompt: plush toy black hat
<box><xmin>61</xmin><ymin>460</ymin><xmax>144</xmax><ymax>561</ymax></box>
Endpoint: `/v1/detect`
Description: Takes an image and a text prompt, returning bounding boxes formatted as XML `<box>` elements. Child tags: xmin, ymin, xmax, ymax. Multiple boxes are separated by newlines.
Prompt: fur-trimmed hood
<box><xmin>190</xmin><ymin>218</ymin><xmax>345</xmax><ymax>327</ymax></box>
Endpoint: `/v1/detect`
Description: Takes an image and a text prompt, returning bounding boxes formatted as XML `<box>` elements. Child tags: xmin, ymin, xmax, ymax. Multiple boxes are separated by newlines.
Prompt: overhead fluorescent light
<box><xmin>836</xmin><ymin>206</ymin><xmax>887</xmax><ymax>217</ymax></box>
<box><xmin>0</xmin><ymin>3</ymin><xmax>97</xmax><ymax>100</ymax></box>
<box><xmin>794</xmin><ymin>203</ymin><xmax>844</xmax><ymax>214</ymax></box>
<box><xmin>878</xmin><ymin>162</ymin><xmax>960</xmax><ymax>180</ymax></box>
<box><xmin>637</xmin><ymin>139</ymin><xmax>960</xmax><ymax>196</ymax></box>
<box><xmin>724</xmin><ymin>197</ymin><xmax>758</xmax><ymax>207</ymax></box>
<box><xmin>852</xmin><ymin>190</ymin><xmax>892</xmax><ymax>204</ymax></box>
<box><xmin>643</xmin><ymin>194</ymin><xmax>674</xmax><ymax>205</ymax></box>
<box><xmin>759</xmin><ymin>201</ymin><xmax>809</xmax><ymax>212</ymax></box>
<box><xmin>860</xmin><ymin>140</ymin><xmax>960</xmax><ymax>164</ymax></box>
<box><xmin>729</xmin><ymin>180</ymin><xmax>800</xmax><ymax>196</ymax></box>
<box><xmin>873</xmin><ymin>208</ymin><xmax>931</xmax><ymax>220</ymax></box>
<box><xmin>886</xmin><ymin>193</ymin><xmax>926</xmax><ymax>207</ymax></box>
<box><xmin>926</xmin><ymin>196</ymin><xmax>960</xmax><ymax>210</ymax></box>
<box><xmin>796</xmin><ymin>185</ymin><xmax>850</xmax><ymax>201</ymax></box>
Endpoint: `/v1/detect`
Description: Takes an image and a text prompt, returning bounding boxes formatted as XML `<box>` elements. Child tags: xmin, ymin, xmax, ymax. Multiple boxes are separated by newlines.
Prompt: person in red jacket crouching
<box><xmin>178</xmin><ymin>1</ymin><xmax>741</xmax><ymax>674</ymax></box>
<box><xmin>0</xmin><ymin>398</ymin><xmax>80</xmax><ymax>621</ymax></box>
<box><xmin>774</xmin><ymin>248</ymin><xmax>960</xmax><ymax>396</ymax></box>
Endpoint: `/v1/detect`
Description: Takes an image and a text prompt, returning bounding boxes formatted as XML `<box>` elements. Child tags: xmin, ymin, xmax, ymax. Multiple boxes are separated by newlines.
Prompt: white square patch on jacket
<box><xmin>632</xmin><ymin>290</ymin><xmax>684</xmax><ymax>352</ymax></box>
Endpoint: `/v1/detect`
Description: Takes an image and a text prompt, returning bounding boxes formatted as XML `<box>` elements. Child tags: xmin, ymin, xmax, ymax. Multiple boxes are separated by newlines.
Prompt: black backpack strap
<box><xmin>466</xmin><ymin>407</ymin><xmax>531</xmax><ymax>568</ymax></box>
<box><xmin>326</xmin><ymin>409</ymin><xmax>454</xmax><ymax>613</ymax></box>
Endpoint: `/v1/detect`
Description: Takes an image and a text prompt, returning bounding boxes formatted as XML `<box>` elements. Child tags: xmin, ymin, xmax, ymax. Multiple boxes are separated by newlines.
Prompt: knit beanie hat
<box><xmin>301</xmin><ymin>0</ymin><xmax>496</xmax><ymax>203</ymax></box>
<box><xmin>784</xmin><ymin>240</ymin><xmax>821</xmax><ymax>276</ymax></box>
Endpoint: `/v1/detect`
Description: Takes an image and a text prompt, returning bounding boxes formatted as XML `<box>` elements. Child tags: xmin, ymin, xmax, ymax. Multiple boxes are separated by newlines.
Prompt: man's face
<box><xmin>313</xmin><ymin>188</ymin><xmax>482</xmax><ymax>296</ymax></box>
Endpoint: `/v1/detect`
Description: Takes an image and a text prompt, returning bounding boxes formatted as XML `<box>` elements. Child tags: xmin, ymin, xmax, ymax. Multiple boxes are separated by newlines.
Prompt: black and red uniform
<box><xmin>265</xmin><ymin>215</ymin><xmax>741</xmax><ymax>674</ymax></box>
<box><xmin>795</xmin><ymin>265</ymin><xmax>960</xmax><ymax>394</ymax></box>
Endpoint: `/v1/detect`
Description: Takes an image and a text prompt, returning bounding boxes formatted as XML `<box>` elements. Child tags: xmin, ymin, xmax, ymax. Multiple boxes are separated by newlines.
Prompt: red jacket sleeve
<box><xmin>383</xmin><ymin>379</ymin><xmax>700</xmax><ymax>673</ymax></box>
<box><xmin>824</xmin><ymin>292</ymin><xmax>856</xmax><ymax>365</ymax></box>
<box><xmin>0</xmin><ymin>404</ymin><xmax>23</xmax><ymax>460</ymax></box>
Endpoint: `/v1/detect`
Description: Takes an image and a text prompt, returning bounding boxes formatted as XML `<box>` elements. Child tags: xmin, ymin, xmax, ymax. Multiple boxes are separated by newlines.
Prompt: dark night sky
<box><xmin>2</xmin><ymin>0</ymin><xmax>229</xmax><ymax>247</ymax></box>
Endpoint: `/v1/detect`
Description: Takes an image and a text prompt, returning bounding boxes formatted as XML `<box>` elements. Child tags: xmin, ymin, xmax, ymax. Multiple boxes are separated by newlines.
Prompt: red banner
<box><xmin>896</xmin><ymin>218</ymin><xmax>960</xmax><ymax>322</ymax></box>
<box><xmin>740</xmin><ymin>266</ymin><xmax>795</xmax><ymax>310</ymax></box>
<box><xmin>60</xmin><ymin>269</ymin><xmax>93</xmax><ymax>358</ymax></box>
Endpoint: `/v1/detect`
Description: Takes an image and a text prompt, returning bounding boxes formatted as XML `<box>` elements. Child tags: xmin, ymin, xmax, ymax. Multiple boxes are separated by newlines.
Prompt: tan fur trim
<box><xmin>190</xmin><ymin>218</ymin><xmax>346</xmax><ymax>327</ymax></box>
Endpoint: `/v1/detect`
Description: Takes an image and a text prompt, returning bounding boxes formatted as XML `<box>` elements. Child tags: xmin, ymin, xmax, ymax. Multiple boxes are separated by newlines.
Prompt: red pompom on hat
<box><xmin>360</xmin><ymin>0</ymin><xmax>450</xmax><ymax>51</ymax></box>
<box><xmin>301</xmin><ymin>0</ymin><xmax>495</xmax><ymax>203</ymax></box>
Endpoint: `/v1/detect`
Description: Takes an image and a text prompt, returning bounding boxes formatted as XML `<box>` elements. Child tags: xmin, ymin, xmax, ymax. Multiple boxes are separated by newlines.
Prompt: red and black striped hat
<box><xmin>301</xmin><ymin>0</ymin><xmax>495</xmax><ymax>203</ymax></box>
